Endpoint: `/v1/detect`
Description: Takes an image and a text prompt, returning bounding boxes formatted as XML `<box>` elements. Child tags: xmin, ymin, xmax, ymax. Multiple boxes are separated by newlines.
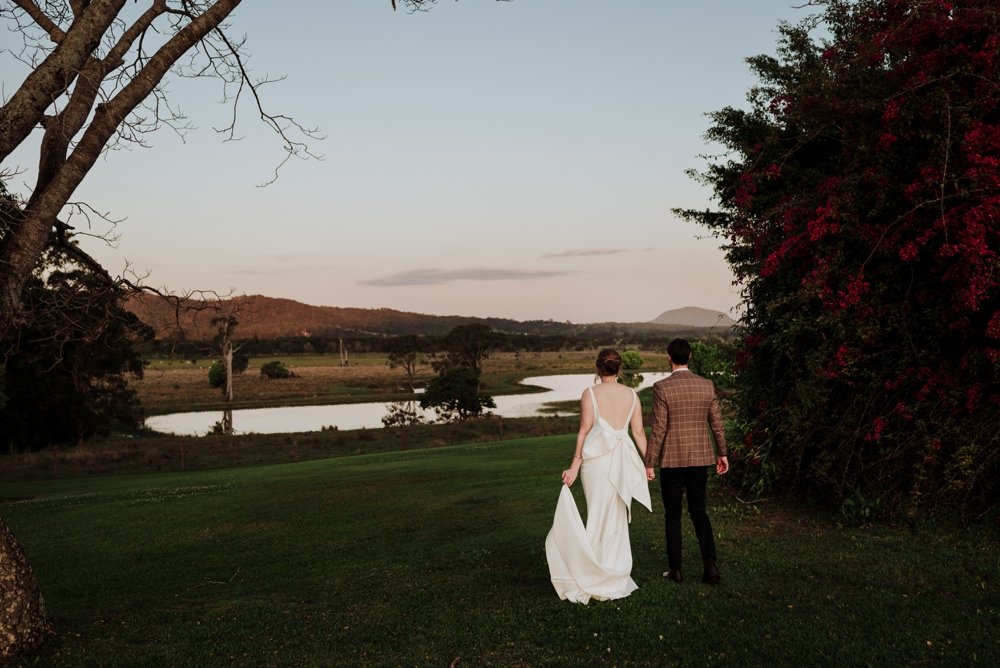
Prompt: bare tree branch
<box><xmin>10</xmin><ymin>0</ymin><xmax>66</xmax><ymax>42</ymax></box>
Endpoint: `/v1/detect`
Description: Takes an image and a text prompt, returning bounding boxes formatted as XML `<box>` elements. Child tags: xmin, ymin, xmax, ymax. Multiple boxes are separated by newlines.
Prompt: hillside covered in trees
<box><xmin>126</xmin><ymin>294</ymin><xmax>735</xmax><ymax>341</ymax></box>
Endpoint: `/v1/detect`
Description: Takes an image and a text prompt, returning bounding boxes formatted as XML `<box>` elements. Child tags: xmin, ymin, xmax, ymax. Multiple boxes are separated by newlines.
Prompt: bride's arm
<box><xmin>630</xmin><ymin>397</ymin><xmax>647</xmax><ymax>457</ymax></box>
<box><xmin>562</xmin><ymin>390</ymin><xmax>594</xmax><ymax>486</ymax></box>
<box><xmin>630</xmin><ymin>393</ymin><xmax>656</xmax><ymax>481</ymax></box>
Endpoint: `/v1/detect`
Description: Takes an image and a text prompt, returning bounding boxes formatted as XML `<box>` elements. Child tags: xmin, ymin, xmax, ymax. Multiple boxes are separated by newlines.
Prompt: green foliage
<box><xmin>678</xmin><ymin>0</ymin><xmax>1000</xmax><ymax>518</ymax></box>
<box><xmin>381</xmin><ymin>400</ymin><xmax>426</xmax><ymax>428</ymax></box>
<box><xmin>385</xmin><ymin>334</ymin><xmax>424</xmax><ymax>391</ymax></box>
<box><xmin>419</xmin><ymin>366</ymin><xmax>496</xmax><ymax>421</ymax></box>
<box><xmin>432</xmin><ymin>324</ymin><xmax>501</xmax><ymax>376</ymax></box>
<box><xmin>207</xmin><ymin>354</ymin><xmax>249</xmax><ymax>391</ymax></box>
<box><xmin>0</xmin><ymin>246</ymin><xmax>151</xmax><ymax>450</ymax></box>
<box><xmin>688</xmin><ymin>338</ymin><xmax>736</xmax><ymax>391</ymax></box>
<box><xmin>620</xmin><ymin>350</ymin><xmax>644</xmax><ymax>370</ymax></box>
<box><xmin>207</xmin><ymin>360</ymin><xmax>227</xmax><ymax>389</ymax></box>
<box><xmin>259</xmin><ymin>360</ymin><xmax>293</xmax><ymax>380</ymax></box>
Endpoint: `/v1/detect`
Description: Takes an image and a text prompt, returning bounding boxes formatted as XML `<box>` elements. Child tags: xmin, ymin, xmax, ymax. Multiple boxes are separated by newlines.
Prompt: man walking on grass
<box><xmin>644</xmin><ymin>338</ymin><xmax>729</xmax><ymax>585</ymax></box>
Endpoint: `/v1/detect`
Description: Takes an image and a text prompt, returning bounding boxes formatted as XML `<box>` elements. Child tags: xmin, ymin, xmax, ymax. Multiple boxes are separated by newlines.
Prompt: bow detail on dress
<box><xmin>582</xmin><ymin>389</ymin><xmax>652</xmax><ymax>521</ymax></box>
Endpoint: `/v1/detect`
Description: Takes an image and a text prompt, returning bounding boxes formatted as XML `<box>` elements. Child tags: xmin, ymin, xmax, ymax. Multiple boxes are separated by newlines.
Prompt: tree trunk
<box><xmin>222</xmin><ymin>339</ymin><xmax>234</xmax><ymax>404</ymax></box>
<box><xmin>0</xmin><ymin>519</ymin><xmax>48</xmax><ymax>660</ymax></box>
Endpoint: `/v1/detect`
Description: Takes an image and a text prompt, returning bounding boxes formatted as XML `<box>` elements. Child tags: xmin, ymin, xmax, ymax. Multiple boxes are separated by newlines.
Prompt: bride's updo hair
<box><xmin>595</xmin><ymin>348</ymin><xmax>622</xmax><ymax>377</ymax></box>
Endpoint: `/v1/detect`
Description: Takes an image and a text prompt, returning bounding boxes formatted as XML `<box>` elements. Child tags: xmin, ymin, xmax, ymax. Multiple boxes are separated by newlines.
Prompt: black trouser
<box><xmin>659</xmin><ymin>466</ymin><xmax>717</xmax><ymax>571</ymax></box>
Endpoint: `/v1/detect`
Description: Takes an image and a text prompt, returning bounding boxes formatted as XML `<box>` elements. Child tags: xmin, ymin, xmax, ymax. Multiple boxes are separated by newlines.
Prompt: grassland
<box><xmin>3</xmin><ymin>435</ymin><xmax>997</xmax><ymax>667</ymax></box>
<box><xmin>4</xmin><ymin>349</ymin><xmax>997</xmax><ymax>665</ymax></box>
<box><xmin>135</xmin><ymin>351</ymin><xmax>671</xmax><ymax>415</ymax></box>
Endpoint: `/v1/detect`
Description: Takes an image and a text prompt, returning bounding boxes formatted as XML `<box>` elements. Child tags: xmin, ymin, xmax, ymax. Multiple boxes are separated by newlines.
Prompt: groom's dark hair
<box><xmin>667</xmin><ymin>338</ymin><xmax>691</xmax><ymax>365</ymax></box>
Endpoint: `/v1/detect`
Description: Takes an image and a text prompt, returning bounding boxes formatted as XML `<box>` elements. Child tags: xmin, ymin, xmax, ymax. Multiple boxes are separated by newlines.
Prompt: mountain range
<box><xmin>126</xmin><ymin>294</ymin><xmax>736</xmax><ymax>339</ymax></box>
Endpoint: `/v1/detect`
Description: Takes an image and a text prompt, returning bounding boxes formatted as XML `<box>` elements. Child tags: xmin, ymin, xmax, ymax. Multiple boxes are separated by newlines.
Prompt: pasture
<box><xmin>3</xmin><ymin>435</ymin><xmax>997</xmax><ymax>667</ymax></box>
<box><xmin>135</xmin><ymin>351</ymin><xmax>672</xmax><ymax>415</ymax></box>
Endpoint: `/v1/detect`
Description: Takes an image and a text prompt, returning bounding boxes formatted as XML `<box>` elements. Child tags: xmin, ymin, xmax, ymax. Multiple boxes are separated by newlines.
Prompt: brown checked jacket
<box><xmin>643</xmin><ymin>369</ymin><xmax>727</xmax><ymax>469</ymax></box>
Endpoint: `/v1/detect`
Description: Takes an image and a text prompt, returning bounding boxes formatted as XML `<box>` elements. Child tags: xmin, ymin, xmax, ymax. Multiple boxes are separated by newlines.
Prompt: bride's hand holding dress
<box><xmin>544</xmin><ymin>356</ymin><xmax>652</xmax><ymax>604</ymax></box>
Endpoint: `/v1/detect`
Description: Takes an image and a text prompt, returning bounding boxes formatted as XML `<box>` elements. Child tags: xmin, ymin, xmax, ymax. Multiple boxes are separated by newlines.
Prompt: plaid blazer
<box><xmin>643</xmin><ymin>369</ymin><xmax>727</xmax><ymax>469</ymax></box>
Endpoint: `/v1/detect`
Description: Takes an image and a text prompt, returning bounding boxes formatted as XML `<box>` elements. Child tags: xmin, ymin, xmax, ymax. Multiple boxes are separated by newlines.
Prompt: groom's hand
<box><xmin>716</xmin><ymin>456</ymin><xmax>729</xmax><ymax>475</ymax></box>
<box><xmin>646</xmin><ymin>467</ymin><xmax>656</xmax><ymax>481</ymax></box>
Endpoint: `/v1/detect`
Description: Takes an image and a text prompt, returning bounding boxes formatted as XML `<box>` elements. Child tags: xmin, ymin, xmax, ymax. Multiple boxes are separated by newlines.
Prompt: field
<box><xmin>3</xmin><ymin>436</ymin><xmax>997</xmax><ymax>667</ymax></box>
<box><xmin>135</xmin><ymin>351</ymin><xmax>672</xmax><ymax>415</ymax></box>
<box><xmin>4</xmin><ymin>348</ymin><xmax>997</xmax><ymax>666</ymax></box>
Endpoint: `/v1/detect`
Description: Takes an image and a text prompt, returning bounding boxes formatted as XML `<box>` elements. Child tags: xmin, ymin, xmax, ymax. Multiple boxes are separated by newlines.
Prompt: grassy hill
<box><xmin>3</xmin><ymin>437</ymin><xmax>996</xmax><ymax>666</ymax></box>
<box><xmin>651</xmin><ymin>306</ymin><xmax>737</xmax><ymax>328</ymax></box>
<box><xmin>126</xmin><ymin>293</ymin><xmax>730</xmax><ymax>340</ymax></box>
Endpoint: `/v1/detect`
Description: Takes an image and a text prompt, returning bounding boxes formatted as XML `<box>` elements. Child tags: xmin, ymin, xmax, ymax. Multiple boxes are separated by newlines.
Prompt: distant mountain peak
<box><xmin>650</xmin><ymin>306</ymin><xmax>736</xmax><ymax>329</ymax></box>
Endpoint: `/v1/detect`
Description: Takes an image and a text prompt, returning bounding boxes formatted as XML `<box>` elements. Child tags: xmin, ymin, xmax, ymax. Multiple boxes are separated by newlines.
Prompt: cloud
<box><xmin>542</xmin><ymin>247</ymin><xmax>659</xmax><ymax>258</ymax></box>
<box><xmin>360</xmin><ymin>268</ymin><xmax>570</xmax><ymax>287</ymax></box>
<box><xmin>542</xmin><ymin>248</ymin><xmax>628</xmax><ymax>258</ymax></box>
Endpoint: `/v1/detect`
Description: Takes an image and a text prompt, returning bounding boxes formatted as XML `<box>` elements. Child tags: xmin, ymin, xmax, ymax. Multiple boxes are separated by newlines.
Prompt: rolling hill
<box><xmin>126</xmin><ymin>294</ymin><xmax>735</xmax><ymax>340</ymax></box>
<box><xmin>650</xmin><ymin>306</ymin><xmax>736</xmax><ymax>328</ymax></box>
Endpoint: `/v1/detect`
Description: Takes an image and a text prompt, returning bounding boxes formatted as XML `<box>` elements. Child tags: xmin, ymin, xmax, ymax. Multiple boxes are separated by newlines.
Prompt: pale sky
<box><xmin>3</xmin><ymin>1</ymin><xmax>814</xmax><ymax>323</ymax></box>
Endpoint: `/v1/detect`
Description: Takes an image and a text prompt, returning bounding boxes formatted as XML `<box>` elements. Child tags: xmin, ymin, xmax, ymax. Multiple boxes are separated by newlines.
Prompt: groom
<box><xmin>644</xmin><ymin>338</ymin><xmax>729</xmax><ymax>585</ymax></box>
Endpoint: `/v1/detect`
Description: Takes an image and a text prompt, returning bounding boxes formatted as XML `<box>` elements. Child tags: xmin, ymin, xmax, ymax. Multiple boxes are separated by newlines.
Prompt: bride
<box><xmin>545</xmin><ymin>348</ymin><xmax>654</xmax><ymax>604</ymax></box>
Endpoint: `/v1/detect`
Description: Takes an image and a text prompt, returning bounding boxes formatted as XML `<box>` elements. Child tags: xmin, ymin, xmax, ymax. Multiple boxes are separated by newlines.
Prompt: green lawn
<box><xmin>3</xmin><ymin>436</ymin><xmax>997</xmax><ymax>667</ymax></box>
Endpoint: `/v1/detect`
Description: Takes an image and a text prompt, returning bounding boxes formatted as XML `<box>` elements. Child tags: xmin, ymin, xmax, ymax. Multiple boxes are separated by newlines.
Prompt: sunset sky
<box><xmin>4</xmin><ymin>1</ymin><xmax>815</xmax><ymax>323</ymax></box>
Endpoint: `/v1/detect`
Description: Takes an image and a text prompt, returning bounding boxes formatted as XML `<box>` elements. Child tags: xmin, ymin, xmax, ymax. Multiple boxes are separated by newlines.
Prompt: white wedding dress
<box><xmin>545</xmin><ymin>386</ymin><xmax>652</xmax><ymax>604</ymax></box>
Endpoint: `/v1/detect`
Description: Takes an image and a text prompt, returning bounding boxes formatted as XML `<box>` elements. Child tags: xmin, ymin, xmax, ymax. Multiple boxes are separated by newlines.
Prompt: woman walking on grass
<box><xmin>544</xmin><ymin>348</ymin><xmax>654</xmax><ymax>604</ymax></box>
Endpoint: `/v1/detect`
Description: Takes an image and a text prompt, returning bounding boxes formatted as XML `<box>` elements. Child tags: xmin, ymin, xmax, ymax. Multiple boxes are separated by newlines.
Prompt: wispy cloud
<box><xmin>542</xmin><ymin>248</ymin><xmax>627</xmax><ymax>258</ymax></box>
<box><xmin>360</xmin><ymin>268</ymin><xmax>570</xmax><ymax>287</ymax></box>
<box><xmin>542</xmin><ymin>247</ymin><xmax>659</xmax><ymax>258</ymax></box>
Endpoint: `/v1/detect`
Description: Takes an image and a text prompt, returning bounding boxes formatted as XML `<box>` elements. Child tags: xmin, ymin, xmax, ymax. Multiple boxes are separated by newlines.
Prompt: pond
<box><xmin>145</xmin><ymin>372</ymin><xmax>671</xmax><ymax>436</ymax></box>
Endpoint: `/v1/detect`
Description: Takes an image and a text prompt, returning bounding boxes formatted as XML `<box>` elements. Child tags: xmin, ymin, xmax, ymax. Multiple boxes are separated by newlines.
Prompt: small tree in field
<box><xmin>679</xmin><ymin>0</ymin><xmax>1000</xmax><ymax>519</ymax></box>
<box><xmin>420</xmin><ymin>366</ymin><xmax>496</xmax><ymax>422</ymax></box>
<box><xmin>386</xmin><ymin>335</ymin><xmax>424</xmax><ymax>391</ymax></box>
<box><xmin>620</xmin><ymin>350</ymin><xmax>644</xmax><ymax>371</ymax></box>
<box><xmin>260</xmin><ymin>360</ymin><xmax>293</xmax><ymax>380</ymax></box>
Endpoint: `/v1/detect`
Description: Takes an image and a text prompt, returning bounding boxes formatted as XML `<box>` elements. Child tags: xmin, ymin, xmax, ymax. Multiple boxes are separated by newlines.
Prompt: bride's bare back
<box><xmin>590</xmin><ymin>381</ymin><xmax>637</xmax><ymax>430</ymax></box>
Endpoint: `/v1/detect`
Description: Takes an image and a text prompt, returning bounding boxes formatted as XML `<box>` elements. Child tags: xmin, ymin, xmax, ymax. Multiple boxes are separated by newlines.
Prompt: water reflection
<box><xmin>145</xmin><ymin>372</ymin><xmax>671</xmax><ymax>436</ymax></box>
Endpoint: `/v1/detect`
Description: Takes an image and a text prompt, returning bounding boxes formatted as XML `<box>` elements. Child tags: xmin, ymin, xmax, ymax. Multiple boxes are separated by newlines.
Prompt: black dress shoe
<box><xmin>702</xmin><ymin>559</ymin><xmax>720</xmax><ymax>585</ymax></box>
<box><xmin>663</xmin><ymin>569</ymin><xmax>683</xmax><ymax>583</ymax></box>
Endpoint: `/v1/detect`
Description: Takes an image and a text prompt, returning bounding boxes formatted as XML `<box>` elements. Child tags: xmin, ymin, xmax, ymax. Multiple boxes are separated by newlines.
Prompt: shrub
<box><xmin>620</xmin><ymin>350</ymin><xmax>644</xmax><ymax>371</ymax></box>
<box><xmin>207</xmin><ymin>360</ymin><xmax>226</xmax><ymax>388</ymax></box>
<box><xmin>260</xmin><ymin>360</ymin><xmax>293</xmax><ymax>380</ymax></box>
<box><xmin>678</xmin><ymin>0</ymin><xmax>1000</xmax><ymax>519</ymax></box>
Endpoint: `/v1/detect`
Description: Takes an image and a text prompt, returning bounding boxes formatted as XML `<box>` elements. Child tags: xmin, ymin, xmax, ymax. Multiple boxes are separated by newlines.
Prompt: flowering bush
<box><xmin>679</xmin><ymin>0</ymin><xmax>999</xmax><ymax>519</ymax></box>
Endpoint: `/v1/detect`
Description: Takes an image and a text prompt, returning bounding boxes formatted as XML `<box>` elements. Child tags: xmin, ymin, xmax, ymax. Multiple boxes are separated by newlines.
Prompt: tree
<box><xmin>386</xmin><ymin>334</ymin><xmax>424</xmax><ymax>391</ymax></box>
<box><xmin>678</xmin><ymin>0</ymin><xmax>1000</xmax><ymax>518</ymax></box>
<box><xmin>688</xmin><ymin>338</ymin><xmax>736</xmax><ymax>392</ymax></box>
<box><xmin>419</xmin><ymin>366</ymin><xmax>496</xmax><ymax>422</ymax></box>
<box><xmin>421</xmin><ymin>324</ymin><xmax>499</xmax><ymax>419</ymax></box>
<box><xmin>0</xmin><ymin>245</ymin><xmax>151</xmax><ymax>450</ymax></box>
<box><xmin>381</xmin><ymin>400</ymin><xmax>426</xmax><ymax>428</ymax></box>
<box><xmin>0</xmin><ymin>192</ymin><xmax>150</xmax><ymax>661</ymax></box>
<box><xmin>620</xmin><ymin>350</ymin><xmax>644</xmax><ymax>371</ymax></box>
<box><xmin>0</xmin><ymin>520</ymin><xmax>47</xmax><ymax>663</ymax></box>
<box><xmin>211</xmin><ymin>315</ymin><xmax>245</xmax><ymax>400</ymax></box>
<box><xmin>207</xmin><ymin>352</ymin><xmax>249</xmax><ymax>389</ymax></box>
<box><xmin>432</xmin><ymin>324</ymin><xmax>502</xmax><ymax>390</ymax></box>
<box><xmin>0</xmin><ymin>0</ymin><xmax>442</xmax><ymax>336</ymax></box>
<box><xmin>1</xmin><ymin>1</ymin><xmax>514</xmax><ymax>658</ymax></box>
<box><xmin>259</xmin><ymin>360</ymin><xmax>292</xmax><ymax>380</ymax></box>
<box><xmin>0</xmin><ymin>1</ymin><xmax>455</xmax><ymax>659</ymax></box>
